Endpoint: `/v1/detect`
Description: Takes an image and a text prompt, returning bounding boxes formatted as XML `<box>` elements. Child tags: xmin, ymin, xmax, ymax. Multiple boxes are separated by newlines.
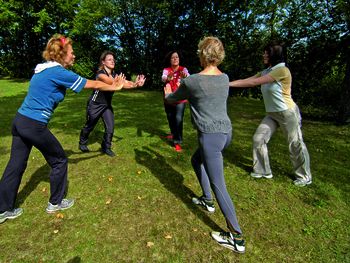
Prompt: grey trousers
<box><xmin>252</xmin><ymin>105</ymin><xmax>312</xmax><ymax>181</ymax></box>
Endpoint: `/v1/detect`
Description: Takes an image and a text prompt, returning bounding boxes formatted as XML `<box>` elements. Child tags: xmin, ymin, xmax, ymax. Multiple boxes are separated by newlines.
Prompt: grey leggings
<box><xmin>191</xmin><ymin>130</ymin><xmax>242</xmax><ymax>234</ymax></box>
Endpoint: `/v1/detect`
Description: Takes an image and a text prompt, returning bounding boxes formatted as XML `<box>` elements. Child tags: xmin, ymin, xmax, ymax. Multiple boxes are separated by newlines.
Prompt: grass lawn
<box><xmin>0</xmin><ymin>77</ymin><xmax>349</xmax><ymax>262</ymax></box>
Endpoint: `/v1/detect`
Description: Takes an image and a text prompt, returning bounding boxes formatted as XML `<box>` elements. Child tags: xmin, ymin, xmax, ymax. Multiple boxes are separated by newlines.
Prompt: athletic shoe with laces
<box><xmin>192</xmin><ymin>196</ymin><xmax>215</xmax><ymax>213</ymax></box>
<box><xmin>293</xmin><ymin>178</ymin><xmax>312</xmax><ymax>187</ymax></box>
<box><xmin>250</xmin><ymin>172</ymin><xmax>273</xmax><ymax>179</ymax></box>
<box><xmin>79</xmin><ymin>144</ymin><xmax>90</xmax><ymax>152</ymax></box>
<box><xmin>46</xmin><ymin>198</ymin><xmax>75</xmax><ymax>214</ymax></box>
<box><xmin>0</xmin><ymin>208</ymin><xmax>23</xmax><ymax>224</ymax></box>
<box><xmin>211</xmin><ymin>231</ymin><xmax>245</xmax><ymax>254</ymax></box>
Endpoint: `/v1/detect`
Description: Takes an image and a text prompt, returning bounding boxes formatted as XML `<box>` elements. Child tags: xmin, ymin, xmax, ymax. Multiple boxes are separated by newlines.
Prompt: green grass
<box><xmin>0</xmin><ymin>77</ymin><xmax>349</xmax><ymax>262</ymax></box>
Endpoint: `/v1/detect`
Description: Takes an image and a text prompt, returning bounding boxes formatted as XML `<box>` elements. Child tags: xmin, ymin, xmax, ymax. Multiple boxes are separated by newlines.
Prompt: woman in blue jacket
<box><xmin>0</xmin><ymin>34</ymin><xmax>125</xmax><ymax>224</ymax></box>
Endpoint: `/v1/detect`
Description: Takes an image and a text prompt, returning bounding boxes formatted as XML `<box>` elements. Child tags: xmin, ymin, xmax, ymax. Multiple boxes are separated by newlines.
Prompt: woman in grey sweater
<box><xmin>164</xmin><ymin>37</ymin><xmax>245</xmax><ymax>254</ymax></box>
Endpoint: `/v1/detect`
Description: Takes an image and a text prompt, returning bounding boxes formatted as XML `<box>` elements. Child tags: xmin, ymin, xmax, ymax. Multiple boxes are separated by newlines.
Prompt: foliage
<box><xmin>0</xmin><ymin>0</ymin><xmax>349</xmax><ymax>122</ymax></box>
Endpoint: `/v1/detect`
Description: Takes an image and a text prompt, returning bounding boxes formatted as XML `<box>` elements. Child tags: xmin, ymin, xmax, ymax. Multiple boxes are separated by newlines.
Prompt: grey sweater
<box><xmin>165</xmin><ymin>73</ymin><xmax>232</xmax><ymax>133</ymax></box>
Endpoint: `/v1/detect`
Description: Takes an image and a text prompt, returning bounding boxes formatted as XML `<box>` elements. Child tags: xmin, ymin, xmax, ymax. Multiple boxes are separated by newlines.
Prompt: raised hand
<box><xmin>179</xmin><ymin>71</ymin><xmax>188</xmax><ymax>78</ymax></box>
<box><xmin>113</xmin><ymin>73</ymin><xmax>126</xmax><ymax>90</ymax></box>
<box><xmin>164</xmin><ymin>83</ymin><xmax>172</xmax><ymax>95</ymax></box>
<box><xmin>135</xmin><ymin>74</ymin><xmax>146</xmax><ymax>87</ymax></box>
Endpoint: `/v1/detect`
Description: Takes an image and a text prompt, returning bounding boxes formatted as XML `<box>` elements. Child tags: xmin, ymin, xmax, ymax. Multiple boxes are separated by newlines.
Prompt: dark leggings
<box><xmin>0</xmin><ymin>113</ymin><xmax>68</xmax><ymax>211</ymax></box>
<box><xmin>191</xmin><ymin>130</ymin><xmax>242</xmax><ymax>234</ymax></box>
<box><xmin>80</xmin><ymin>101</ymin><xmax>114</xmax><ymax>149</ymax></box>
<box><xmin>164</xmin><ymin>102</ymin><xmax>186</xmax><ymax>144</ymax></box>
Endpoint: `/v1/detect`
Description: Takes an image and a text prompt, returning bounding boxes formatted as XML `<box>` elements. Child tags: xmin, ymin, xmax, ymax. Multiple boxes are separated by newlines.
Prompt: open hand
<box><xmin>164</xmin><ymin>83</ymin><xmax>172</xmax><ymax>95</ymax></box>
<box><xmin>113</xmin><ymin>73</ymin><xmax>126</xmax><ymax>90</ymax></box>
<box><xmin>135</xmin><ymin>74</ymin><xmax>146</xmax><ymax>87</ymax></box>
<box><xmin>179</xmin><ymin>71</ymin><xmax>188</xmax><ymax>78</ymax></box>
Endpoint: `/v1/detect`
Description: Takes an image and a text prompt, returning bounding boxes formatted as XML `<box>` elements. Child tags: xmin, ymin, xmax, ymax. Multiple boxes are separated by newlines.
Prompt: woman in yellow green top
<box><xmin>229</xmin><ymin>43</ymin><xmax>312</xmax><ymax>187</ymax></box>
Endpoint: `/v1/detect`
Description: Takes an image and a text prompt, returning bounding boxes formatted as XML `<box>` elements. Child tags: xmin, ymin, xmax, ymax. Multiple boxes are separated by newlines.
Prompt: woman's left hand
<box><xmin>135</xmin><ymin>75</ymin><xmax>146</xmax><ymax>87</ymax></box>
<box><xmin>179</xmin><ymin>71</ymin><xmax>188</xmax><ymax>78</ymax></box>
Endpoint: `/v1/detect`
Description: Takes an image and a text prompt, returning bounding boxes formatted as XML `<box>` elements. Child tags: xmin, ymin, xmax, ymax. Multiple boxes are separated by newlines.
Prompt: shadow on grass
<box><xmin>224</xmin><ymin>146</ymin><xmax>252</xmax><ymax>174</ymax></box>
<box><xmin>16</xmin><ymin>150</ymin><xmax>102</xmax><ymax>206</ymax></box>
<box><xmin>134</xmin><ymin>146</ymin><xmax>224</xmax><ymax>232</ymax></box>
<box><xmin>66</xmin><ymin>256</ymin><xmax>81</xmax><ymax>263</ymax></box>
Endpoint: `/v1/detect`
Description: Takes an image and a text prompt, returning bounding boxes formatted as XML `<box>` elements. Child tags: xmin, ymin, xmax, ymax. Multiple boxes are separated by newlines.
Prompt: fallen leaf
<box><xmin>164</xmin><ymin>234</ymin><xmax>172</xmax><ymax>239</ymax></box>
<box><xmin>56</xmin><ymin>213</ymin><xmax>64</xmax><ymax>219</ymax></box>
<box><xmin>137</xmin><ymin>196</ymin><xmax>142</xmax><ymax>200</ymax></box>
<box><xmin>108</xmin><ymin>176</ymin><xmax>113</xmax><ymax>182</ymax></box>
<box><xmin>105</xmin><ymin>198</ymin><xmax>112</xmax><ymax>205</ymax></box>
<box><xmin>53</xmin><ymin>230</ymin><xmax>59</xmax><ymax>234</ymax></box>
<box><xmin>42</xmin><ymin>187</ymin><xmax>47</xmax><ymax>193</ymax></box>
<box><xmin>146</xmin><ymin>241</ymin><xmax>154</xmax><ymax>248</ymax></box>
<box><xmin>193</xmin><ymin>228</ymin><xmax>198</xmax><ymax>232</ymax></box>
<box><xmin>137</xmin><ymin>170</ymin><xmax>142</xmax><ymax>175</ymax></box>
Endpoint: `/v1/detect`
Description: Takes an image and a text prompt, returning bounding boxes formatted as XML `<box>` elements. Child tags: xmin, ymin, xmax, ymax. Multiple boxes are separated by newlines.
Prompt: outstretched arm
<box><xmin>162</xmin><ymin>69</ymin><xmax>173</xmax><ymax>82</ymax></box>
<box><xmin>123</xmin><ymin>75</ymin><xmax>146</xmax><ymax>89</ymax></box>
<box><xmin>84</xmin><ymin>74</ymin><xmax>125</xmax><ymax>91</ymax></box>
<box><xmin>229</xmin><ymin>74</ymin><xmax>274</xmax><ymax>88</ymax></box>
<box><xmin>97</xmin><ymin>74</ymin><xmax>146</xmax><ymax>89</ymax></box>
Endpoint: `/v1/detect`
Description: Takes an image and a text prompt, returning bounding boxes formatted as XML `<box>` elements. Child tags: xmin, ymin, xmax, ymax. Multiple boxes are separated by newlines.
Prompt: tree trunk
<box><xmin>337</xmin><ymin>46</ymin><xmax>350</xmax><ymax>124</ymax></box>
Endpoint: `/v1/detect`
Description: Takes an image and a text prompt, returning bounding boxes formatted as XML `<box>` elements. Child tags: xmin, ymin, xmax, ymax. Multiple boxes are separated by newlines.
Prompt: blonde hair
<box><xmin>42</xmin><ymin>34</ymin><xmax>73</xmax><ymax>64</ymax></box>
<box><xmin>197</xmin><ymin>36</ymin><xmax>225</xmax><ymax>67</ymax></box>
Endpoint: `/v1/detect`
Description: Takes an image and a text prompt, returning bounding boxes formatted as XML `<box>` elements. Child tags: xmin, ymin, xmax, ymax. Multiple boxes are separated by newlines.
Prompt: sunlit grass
<box><xmin>0</xmin><ymin>78</ymin><xmax>349</xmax><ymax>262</ymax></box>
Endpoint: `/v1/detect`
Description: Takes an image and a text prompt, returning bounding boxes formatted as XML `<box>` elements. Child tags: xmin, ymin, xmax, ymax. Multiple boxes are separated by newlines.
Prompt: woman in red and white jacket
<box><xmin>161</xmin><ymin>51</ymin><xmax>189</xmax><ymax>152</ymax></box>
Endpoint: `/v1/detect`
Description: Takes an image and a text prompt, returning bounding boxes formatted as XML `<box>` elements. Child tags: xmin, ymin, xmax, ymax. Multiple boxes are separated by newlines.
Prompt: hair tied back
<box><xmin>60</xmin><ymin>37</ymin><xmax>66</xmax><ymax>46</ymax></box>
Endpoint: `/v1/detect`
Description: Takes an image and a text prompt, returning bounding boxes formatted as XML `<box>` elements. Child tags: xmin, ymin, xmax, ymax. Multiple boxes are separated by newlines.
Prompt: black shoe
<box><xmin>79</xmin><ymin>144</ymin><xmax>90</xmax><ymax>152</ymax></box>
<box><xmin>102</xmin><ymin>148</ymin><xmax>115</xmax><ymax>157</ymax></box>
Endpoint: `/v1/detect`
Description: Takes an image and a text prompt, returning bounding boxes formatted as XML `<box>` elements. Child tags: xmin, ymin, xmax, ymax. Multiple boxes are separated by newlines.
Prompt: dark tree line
<box><xmin>0</xmin><ymin>0</ymin><xmax>349</xmax><ymax>123</ymax></box>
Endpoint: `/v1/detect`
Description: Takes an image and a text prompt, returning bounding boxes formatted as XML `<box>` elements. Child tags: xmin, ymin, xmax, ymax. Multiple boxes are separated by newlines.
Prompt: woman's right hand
<box><xmin>164</xmin><ymin>83</ymin><xmax>172</xmax><ymax>95</ymax></box>
<box><xmin>113</xmin><ymin>73</ymin><xmax>126</xmax><ymax>90</ymax></box>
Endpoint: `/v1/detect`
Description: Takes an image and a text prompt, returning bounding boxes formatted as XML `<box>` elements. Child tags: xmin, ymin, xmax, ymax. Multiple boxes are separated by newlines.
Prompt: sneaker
<box><xmin>211</xmin><ymin>231</ymin><xmax>245</xmax><ymax>254</ymax></box>
<box><xmin>46</xmin><ymin>199</ymin><xmax>75</xmax><ymax>214</ymax></box>
<box><xmin>174</xmin><ymin>144</ymin><xmax>182</xmax><ymax>152</ymax></box>
<box><xmin>0</xmin><ymin>208</ymin><xmax>23</xmax><ymax>224</ymax></box>
<box><xmin>102</xmin><ymin>148</ymin><xmax>115</xmax><ymax>157</ymax></box>
<box><xmin>192</xmin><ymin>196</ymin><xmax>215</xmax><ymax>213</ymax></box>
<box><xmin>79</xmin><ymin>144</ymin><xmax>90</xmax><ymax>152</ymax></box>
<box><xmin>250</xmin><ymin>172</ymin><xmax>273</xmax><ymax>179</ymax></box>
<box><xmin>293</xmin><ymin>178</ymin><xmax>312</xmax><ymax>187</ymax></box>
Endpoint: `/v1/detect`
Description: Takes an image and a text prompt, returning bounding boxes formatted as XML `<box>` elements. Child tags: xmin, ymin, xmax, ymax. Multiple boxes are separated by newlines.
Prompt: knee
<box><xmin>191</xmin><ymin>154</ymin><xmax>200</xmax><ymax>167</ymax></box>
<box><xmin>289</xmin><ymin>140</ymin><xmax>303</xmax><ymax>154</ymax></box>
<box><xmin>59</xmin><ymin>156</ymin><xmax>68</xmax><ymax>166</ymax></box>
<box><xmin>52</xmin><ymin>156</ymin><xmax>68</xmax><ymax>168</ymax></box>
<box><xmin>253</xmin><ymin>134</ymin><xmax>265</xmax><ymax>148</ymax></box>
<box><xmin>175</xmin><ymin>112</ymin><xmax>183</xmax><ymax>123</ymax></box>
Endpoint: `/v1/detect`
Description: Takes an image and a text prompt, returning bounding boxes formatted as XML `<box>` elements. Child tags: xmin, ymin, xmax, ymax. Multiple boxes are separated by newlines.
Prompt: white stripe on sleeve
<box><xmin>71</xmin><ymin>77</ymin><xmax>83</xmax><ymax>91</ymax></box>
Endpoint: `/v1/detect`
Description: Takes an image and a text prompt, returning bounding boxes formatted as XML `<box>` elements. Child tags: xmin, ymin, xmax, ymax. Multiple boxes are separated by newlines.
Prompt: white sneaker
<box><xmin>211</xmin><ymin>231</ymin><xmax>245</xmax><ymax>253</ymax></box>
<box><xmin>251</xmin><ymin>172</ymin><xmax>273</xmax><ymax>179</ymax></box>
<box><xmin>192</xmin><ymin>196</ymin><xmax>215</xmax><ymax>213</ymax></box>
<box><xmin>293</xmin><ymin>178</ymin><xmax>312</xmax><ymax>187</ymax></box>
<box><xmin>46</xmin><ymin>198</ymin><xmax>75</xmax><ymax>213</ymax></box>
<box><xmin>0</xmin><ymin>208</ymin><xmax>23</xmax><ymax>224</ymax></box>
